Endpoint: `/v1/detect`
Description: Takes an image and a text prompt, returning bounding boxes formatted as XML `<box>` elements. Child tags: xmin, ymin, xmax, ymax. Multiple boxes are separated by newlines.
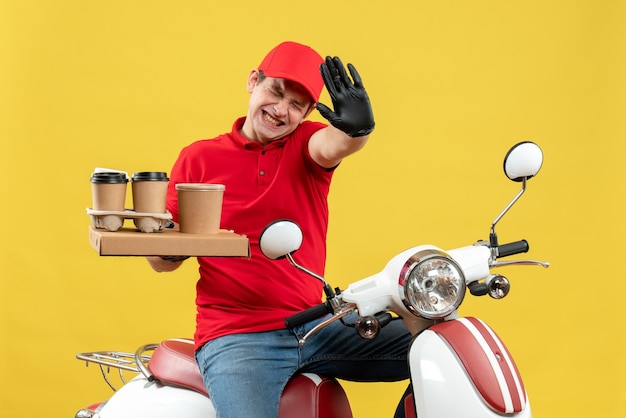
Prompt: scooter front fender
<box><xmin>97</xmin><ymin>375</ymin><xmax>215</xmax><ymax>418</ymax></box>
<box><xmin>408</xmin><ymin>317</ymin><xmax>531</xmax><ymax>417</ymax></box>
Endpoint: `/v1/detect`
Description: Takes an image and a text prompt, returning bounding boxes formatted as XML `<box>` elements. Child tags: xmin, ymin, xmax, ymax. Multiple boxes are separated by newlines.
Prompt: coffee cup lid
<box><xmin>90</xmin><ymin>172</ymin><xmax>129</xmax><ymax>183</ymax></box>
<box><xmin>132</xmin><ymin>171</ymin><xmax>169</xmax><ymax>181</ymax></box>
<box><xmin>175</xmin><ymin>183</ymin><xmax>225</xmax><ymax>191</ymax></box>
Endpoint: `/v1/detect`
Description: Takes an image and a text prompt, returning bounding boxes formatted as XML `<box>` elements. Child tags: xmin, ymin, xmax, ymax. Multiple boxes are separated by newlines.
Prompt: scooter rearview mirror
<box><xmin>259</xmin><ymin>220</ymin><xmax>303</xmax><ymax>260</ymax></box>
<box><xmin>503</xmin><ymin>141</ymin><xmax>543</xmax><ymax>182</ymax></box>
<box><xmin>490</xmin><ymin>141</ymin><xmax>544</xmax><ymax>250</ymax></box>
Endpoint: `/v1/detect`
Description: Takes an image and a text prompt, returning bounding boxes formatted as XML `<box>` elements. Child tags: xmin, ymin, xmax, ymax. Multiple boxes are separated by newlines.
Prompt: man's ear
<box><xmin>247</xmin><ymin>69</ymin><xmax>260</xmax><ymax>93</ymax></box>
<box><xmin>301</xmin><ymin>103</ymin><xmax>316</xmax><ymax>123</ymax></box>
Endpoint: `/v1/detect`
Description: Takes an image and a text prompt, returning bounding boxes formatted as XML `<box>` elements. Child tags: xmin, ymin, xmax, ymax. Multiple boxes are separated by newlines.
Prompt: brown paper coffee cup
<box><xmin>91</xmin><ymin>172</ymin><xmax>128</xmax><ymax>211</ymax></box>
<box><xmin>176</xmin><ymin>183</ymin><xmax>225</xmax><ymax>234</ymax></box>
<box><xmin>131</xmin><ymin>172</ymin><xmax>169</xmax><ymax>213</ymax></box>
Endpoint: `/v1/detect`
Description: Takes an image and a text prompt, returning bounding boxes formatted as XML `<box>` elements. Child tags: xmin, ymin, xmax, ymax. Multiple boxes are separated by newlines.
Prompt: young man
<box><xmin>147</xmin><ymin>41</ymin><xmax>411</xmax><ymax>418</ymax></box>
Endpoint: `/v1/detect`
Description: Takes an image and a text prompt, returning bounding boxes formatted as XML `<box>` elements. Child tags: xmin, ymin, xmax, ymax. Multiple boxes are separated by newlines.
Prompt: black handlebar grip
<box><xmin>284</xmin><ymin>301</ymin><xmax>333</xmax><ymax>329</ymax></box>
<box><xmin>498</xmin><ymin>240</ymin><xmax>529</xmax><ymax>258</ymax></box>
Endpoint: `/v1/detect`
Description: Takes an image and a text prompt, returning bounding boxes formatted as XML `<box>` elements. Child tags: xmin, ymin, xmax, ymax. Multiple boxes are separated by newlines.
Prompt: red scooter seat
<box><xmin>148</xmin><ymin>339</ymin><xmax>353</xmax><ymax>418</ymax></box>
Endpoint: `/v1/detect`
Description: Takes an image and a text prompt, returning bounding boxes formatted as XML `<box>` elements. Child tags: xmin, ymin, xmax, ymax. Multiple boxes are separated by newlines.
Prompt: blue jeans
<box><xmin>195</xmin><ymin>314</ymin><xmax>412</xmax><ymax>418</ymax></box>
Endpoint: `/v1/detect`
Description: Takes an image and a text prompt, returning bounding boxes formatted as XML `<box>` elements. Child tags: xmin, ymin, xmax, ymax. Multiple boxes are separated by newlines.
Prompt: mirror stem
<box><xmin>286</xmin><ymin>253</ymin><xmax>328</xmax><ymax>286</ymax></box>
<box><xmin>285</xmin><ymin>253</ymin><xmax>337</xmax><ymax>300</ymax></box>
<box><xmin>491</xmin><ymin>176</ymin><xmax>527</xmax><ymax>236</ymax></box>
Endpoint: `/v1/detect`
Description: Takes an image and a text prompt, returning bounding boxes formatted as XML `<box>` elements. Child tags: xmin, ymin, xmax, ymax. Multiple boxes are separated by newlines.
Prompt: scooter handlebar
<box><xmin>285</xmin><ymin>301</ymin><xmax>334</xmax><ymax>329</ymax></box>
<box><xmin>498</xmin><ymin>240</ymin><xmax>529</xmax><ymax>258</ymax></box>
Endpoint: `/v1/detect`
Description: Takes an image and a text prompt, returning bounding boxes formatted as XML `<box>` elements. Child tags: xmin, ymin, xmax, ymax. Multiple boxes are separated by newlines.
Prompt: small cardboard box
<box><xmin>89</xmin><ymin>226</ymin><xmax>250</xmax><ymax>257</ymax></box>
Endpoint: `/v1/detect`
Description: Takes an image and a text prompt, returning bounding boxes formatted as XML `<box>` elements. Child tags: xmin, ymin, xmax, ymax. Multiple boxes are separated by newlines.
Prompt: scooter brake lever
<box><xmin>492</xmin><ymin>259</ymin><xmax>550</xmax><ymax>268</ymax></box>
<box><xmin>297</xmin><ymin>304</ymin><xmax>356</xmax><ymax>346</ymax></box>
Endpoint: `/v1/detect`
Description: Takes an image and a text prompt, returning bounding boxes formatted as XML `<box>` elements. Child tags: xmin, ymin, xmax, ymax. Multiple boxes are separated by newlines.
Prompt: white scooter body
<box><xmin>341</xmin><ymin>244</ymin><xmax>531</xmax><ymax>417</ymax></box>
<box><xmin>94</xmin><ymin>375</ymin><xmax>215</xmax><ymax>418</ymax></box>
<box><xmin>408</xmin><ymin>318</ymin><xmax>531</xmax><ymax>417</ymax></box>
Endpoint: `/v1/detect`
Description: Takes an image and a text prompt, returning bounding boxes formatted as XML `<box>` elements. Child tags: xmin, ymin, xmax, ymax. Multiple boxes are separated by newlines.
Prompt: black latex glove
<box><xmin>160</xmin><ymin>256</ymin><xmax>190</xmax><ymax>263</ymax></box>
<box><xmin>317</xmin><ymin>56</ymin><xmax>375</xmax><ymax>138</ymax></box>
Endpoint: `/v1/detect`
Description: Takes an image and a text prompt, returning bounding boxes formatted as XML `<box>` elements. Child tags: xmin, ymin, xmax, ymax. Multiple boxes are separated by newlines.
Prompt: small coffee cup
<box><xmin>131</xmin><ymin>171</ymin><xmax>169</xmax><ymax>214</ymax></box>
<box><xmin>91</xmin><ymin>172</ymin><xmax>128</xmax><ymax>211</ymax></box>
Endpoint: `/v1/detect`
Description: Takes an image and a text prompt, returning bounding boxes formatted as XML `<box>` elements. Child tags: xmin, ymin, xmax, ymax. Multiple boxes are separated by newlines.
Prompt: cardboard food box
<box><xmin>89</xmin><ymin>226</ymin><xmax>250</xmax><ymax>257</ymax></box>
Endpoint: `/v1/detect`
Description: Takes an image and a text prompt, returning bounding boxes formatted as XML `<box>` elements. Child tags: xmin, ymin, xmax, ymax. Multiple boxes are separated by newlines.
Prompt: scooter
<box><xmin>75</xmin><ymin>141</ymin><xmax>548</xmax><ymax>418</ymax></box>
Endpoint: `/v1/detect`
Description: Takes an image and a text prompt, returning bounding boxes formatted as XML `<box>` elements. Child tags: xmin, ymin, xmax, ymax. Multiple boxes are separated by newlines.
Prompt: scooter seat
<box><xmin>148</xmin><ymin>339</ymin><xmax>207</xmax><ymax>395</ymax></box>
<box><xmin>148</xmin><ymin>338</ymin><xmax>353</xmax><ymax>418</ymax></box>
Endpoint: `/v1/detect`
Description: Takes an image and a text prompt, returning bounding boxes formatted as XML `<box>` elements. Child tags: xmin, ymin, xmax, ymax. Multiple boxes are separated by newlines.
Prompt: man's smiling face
<box><xmin>242</xmin><ymin>71</ymin><xmax>314</xmax><ymax>145</ymax></box>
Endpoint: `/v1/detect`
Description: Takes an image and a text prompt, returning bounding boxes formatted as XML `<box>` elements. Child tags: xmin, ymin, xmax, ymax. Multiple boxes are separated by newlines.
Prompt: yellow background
<box><xmin>1</xmin><ymin>1</ymin><xmax>625</xmax><ymax>417</ymax></box>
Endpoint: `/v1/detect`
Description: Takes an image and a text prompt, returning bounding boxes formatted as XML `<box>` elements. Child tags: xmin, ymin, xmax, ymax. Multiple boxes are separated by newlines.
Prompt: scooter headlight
<box><xmin>398</xmin><ymin>249</ymin><xmax>466</xmax><ymax>319</ymax></box>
